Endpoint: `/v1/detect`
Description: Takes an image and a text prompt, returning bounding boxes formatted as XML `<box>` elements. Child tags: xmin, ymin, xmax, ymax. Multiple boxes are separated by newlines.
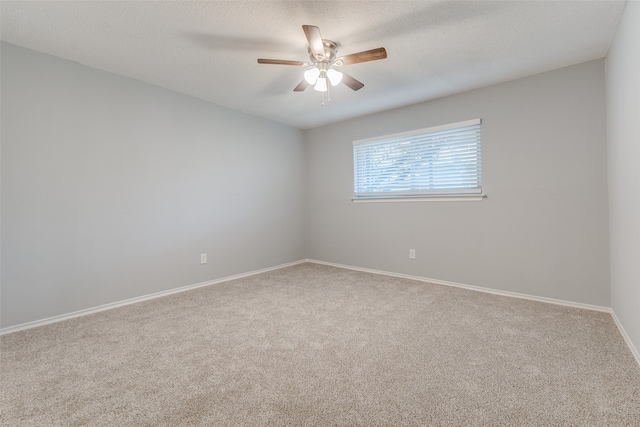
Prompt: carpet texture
<box><xmin>1</xmin><ymin>263</ymin><xmax>639</xmax><ymax>426</ymax></box>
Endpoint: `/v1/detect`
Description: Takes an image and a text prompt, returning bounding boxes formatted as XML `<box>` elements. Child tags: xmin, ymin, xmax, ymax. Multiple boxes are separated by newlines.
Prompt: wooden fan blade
<box><xmin>293</xmin><ymin>80</ymin><xmax>310</xmax><ymax>92</ymax></box>
<box><xmin>302</xmin><ymin>25</ymin><xmax>325</xmax><ymax>60</ymax></box>
<box><xmin>341</xmin><ymin>73</ymin><xmax>364</xmax><ymax>91</ymax></box>
<box><xmin>337</xmin><ymin>47</ymin><xmax>387</xmax><ymax>66</ymax></box>
<box><xmin>258</xmin><ymin>59</ymin><xmax>307</xmax><ymax>66</ymax></box>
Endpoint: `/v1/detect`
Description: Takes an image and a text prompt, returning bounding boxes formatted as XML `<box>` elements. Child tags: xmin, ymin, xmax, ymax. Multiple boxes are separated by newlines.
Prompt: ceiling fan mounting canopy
<box><xmin>257</xmin><ymin>25</ymin><xmax>387</xmax><ymax>93</ymax></box>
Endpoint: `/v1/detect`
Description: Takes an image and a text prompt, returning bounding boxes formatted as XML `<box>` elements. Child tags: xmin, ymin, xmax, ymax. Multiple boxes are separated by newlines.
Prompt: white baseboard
<box><xmin>0</xmin><ymin>259</ymin><xmax>307</xmax><ymax>336</ymax></box>
<box><xmin>306</xmin><ymin>259</ymin><xmax>610</xmax><ymax>312</ymax></box>
<box><xmin>3</xmin><ymin>258</ymin><xmax>638</xmax><ymax>368</ymax></box>
<box><xmin>610</xmin><ymin>310</ymin><xmax>640</xmax><ymax>366</ymax></box>
<box><xmin>306</xmin><ymin>259</ymin><xmax>640</xmax><ymax>366</ymax></box>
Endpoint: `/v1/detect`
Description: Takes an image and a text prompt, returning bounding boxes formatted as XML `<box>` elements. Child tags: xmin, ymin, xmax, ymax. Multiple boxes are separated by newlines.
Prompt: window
<box><xmin>353</xmin><ymin>119</ymin><xmax>484</xmax><ymax>202</ymax></box>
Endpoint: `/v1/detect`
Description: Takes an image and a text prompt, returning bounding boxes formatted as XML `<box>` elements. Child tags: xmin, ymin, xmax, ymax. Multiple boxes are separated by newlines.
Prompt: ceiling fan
<box><xmin>258</xmin><ymin>25</ymin><xmax>387</xmax><ymax>93</ymax></box>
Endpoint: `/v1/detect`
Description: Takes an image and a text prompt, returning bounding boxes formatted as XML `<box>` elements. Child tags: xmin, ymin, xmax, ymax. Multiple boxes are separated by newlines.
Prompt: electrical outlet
<box><xmin>409</xmin><ymin>249</ymin><xmax>416</xmax><ymax>259</ymax></box>
<box><xmin>200</xmin><ymin>253</ymin><xmax>207</xmax><ymax>264</ymax></box>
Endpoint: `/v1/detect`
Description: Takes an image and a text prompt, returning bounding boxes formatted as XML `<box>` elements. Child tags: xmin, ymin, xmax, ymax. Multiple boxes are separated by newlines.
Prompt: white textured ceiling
<box><xmin>0</xmin><ymin>1</ymin><xmax>626</xmax><ymax>129</ymax></box>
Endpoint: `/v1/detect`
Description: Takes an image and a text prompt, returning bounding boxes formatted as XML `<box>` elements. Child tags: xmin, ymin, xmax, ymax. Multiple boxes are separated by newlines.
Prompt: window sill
<box><xmin>351</xmin><ymin>194</ymin><xmax>486</xmax><ymax>203</ymax></box>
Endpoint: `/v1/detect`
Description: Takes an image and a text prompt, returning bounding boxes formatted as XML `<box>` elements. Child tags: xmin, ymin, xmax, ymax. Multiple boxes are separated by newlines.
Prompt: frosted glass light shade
<box><xmin>314</xmin><ymin>77</ymin><xmax>328</xmax><ymax>92</ymax></box>
<box><xmin>327</xmin><ymin>69</ymin><xmax>343</xmax><ymax>86</ymax></box>
<box><xmin>304</xmin><ymin>68</ymin><xmax>320</xmax><ymax>84</ymax></box>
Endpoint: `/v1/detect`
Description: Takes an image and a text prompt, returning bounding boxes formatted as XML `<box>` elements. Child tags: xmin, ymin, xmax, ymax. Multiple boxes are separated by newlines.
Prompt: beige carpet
<box><xmin>1</xmin><ymin>263</ymin><xmax>639</xmax><ymax>426</ymax></box>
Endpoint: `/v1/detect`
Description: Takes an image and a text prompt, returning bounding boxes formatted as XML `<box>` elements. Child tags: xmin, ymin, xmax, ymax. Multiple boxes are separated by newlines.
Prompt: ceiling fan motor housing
<box><xmin>308</xmin><ymin>40</ymin><xmax>338</xmax><ymax>65</ymax></box>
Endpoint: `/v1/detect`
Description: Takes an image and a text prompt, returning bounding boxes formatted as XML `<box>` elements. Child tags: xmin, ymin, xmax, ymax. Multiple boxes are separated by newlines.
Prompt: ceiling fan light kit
<box><xmin>304</xmin><ymin>64</ymin><xmax>343</xmax><ymax>92</ymax></box>
<box><xmin>304</xmin><ymin>67</ymin><xmax>321</xmax><ymax>84</ymax></box>
<box><xmin>258</xmin><ymin>25</ymin><xmax>387</xmax><ymax>98</ymax></box>
<box><xmin>314</xmin><ymin>76</ymin><xmax>328</xmax><ymax>92</ymax></box>
<box><xmin>327</xmin><ymin>68</ymin><xmax>343</xmax><ymax>86</ymax></box>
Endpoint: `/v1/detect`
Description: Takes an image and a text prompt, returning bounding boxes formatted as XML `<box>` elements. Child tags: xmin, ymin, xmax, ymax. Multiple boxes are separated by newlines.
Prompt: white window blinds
<box><xmin>353</xmin><ymin>119</ymin><xmax>482</xmax><ymax>199</ymax></box>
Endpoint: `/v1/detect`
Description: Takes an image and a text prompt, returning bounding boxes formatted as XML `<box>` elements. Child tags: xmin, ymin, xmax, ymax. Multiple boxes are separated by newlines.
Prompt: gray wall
<box><xmin>1</xmin><ymin>43</ymin><xmax>306</xmax><ymax>328</ymax></box>
<box><xmin>607</xmin><ymin>1</ymin><xmax>640</xmax><ymax>356</ymax></box>
<box><xmin>306</xmin><ymin>60</ymin><xmax>610</xmax><ymax>307</ymax></box>
<box><xmin>0</xmin><ymin>42</ymin><xmax>618</xmax><ymax>330</ymax></box>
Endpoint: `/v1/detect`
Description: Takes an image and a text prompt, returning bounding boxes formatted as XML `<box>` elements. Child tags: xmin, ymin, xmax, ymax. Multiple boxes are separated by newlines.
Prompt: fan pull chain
<box><xmin>321</xmin><ymin>84</ymin><xmax>331</xmax><ymax>107</ymax></box>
